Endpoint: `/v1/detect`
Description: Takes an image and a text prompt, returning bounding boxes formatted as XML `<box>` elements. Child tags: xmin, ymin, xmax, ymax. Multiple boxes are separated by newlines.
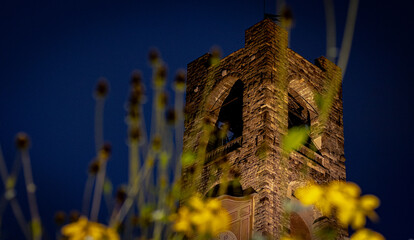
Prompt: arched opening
<box><xmin>288</xmin><ymin>89</ymin><xmax>311</xmax><ymax>129</ymax></box>
<box><xmin>205</xmin><ymin>180</ymin><xmax>256</xmax><ymax>198</ymax></box>
<box><xmin>206</xmin><ymin>180</ymin><xmax>255</xmax><ymax>240</ymax></box>
<box><xmin>290</xmin><ymin>212</ymin><xmax>312</xmax><ymax>240</ymax></box>
<box><xmin>207</xmin><ymin>80</ymin><xmax>243</xmax><ymax>153</ymax></box>
<box><xmin>288</xmin><ymin>89</ymin><xmax>320</xmax><ymax>153</ymax></box>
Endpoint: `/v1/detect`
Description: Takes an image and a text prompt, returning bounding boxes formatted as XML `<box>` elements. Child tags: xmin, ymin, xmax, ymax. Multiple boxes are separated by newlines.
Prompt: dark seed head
<box><xmin>174</xmin><ymin>70</ymin><xmax>186</xmax><ymax>91</ymax></box>
<box><xmin>154</xmin><ymin>65</ymin><xmax>167</xmax><ymax>88</ymax></box>
<box><xmin>68</xmin><ymin>210</ymin><xmax>80</xmax><ymax>223</ymax></box>
<box><xmin>128</xmin><ymin>108</ymin><xmax>140</xmax><ymax>121</ymax></box>
<box><xmin>129</xmin><ymin>127</ymin><xmax>141</xmax><ymax>143</ymax></box>
<box><xmin>131</xmin><ymin>84</ymin><xmax>145</xmax><ymax>103</ymax></box>
<box><xmin>166</xmin><ymin>109</ymin><xmax>176</xmax><ymax>125</ymax></box>
<box><xmin>209</xmin><ymin>46</ymin><xmax>221</xmax><ymax>67</ymax></box>
<box><xmin>100</xmin><ymin>143</ymin><xmax>112</xmax><ymax>160</ymax></box>
<box><xmin>281</xmin><ymin>6</ymin><xmax>293</xmax><ymax>27</ymax></box>
<box><xmin>148</xmin><ymin>48</ymin><xmax>160</xmax><ymax>65</ymax></box>
<box><xmin>152</xmin><ymin>136</ymin><xmax>162</xmax><ymax>152</ymax></box>
<box><xmin>15</xmin><ymin>132</ymin><xmax>30</xmax><ymax>150</ymax></box>
<box><xmin>211</xmin><ymin>46</ymin><xmax>221</xmax><ymax>59</ymax></box>
<box><xmin>130</xmin><ymin>70</ymin><xmax>142</xmax><ymax>86</ymax></box>
<box><xmin>54</xmin><ymin>211</ymin><xmax>66</xmax><ymax>225</ymax></box>
<box><xmin>88</xmin><ymin>160</ymin><xmax>101</xmax><ymax>175</ymax></box>
<box><xmin>131</xmin><ymin>215</ymin><xmax>140</xmax><ymax>226</ymax></box>
<box><xmin>116</xmin><ymin>186</ymin><xmax>127</xmax><ymax>204</ymax></box>
<box><xmin>95</xmin><ymin>78</ymin><xmax>109</xmax><ymax>98</ymax></box>
<box><xmin>129</xmin><ymin>91</ymin><xmax>140</xmax><ymax>107</ymax></box>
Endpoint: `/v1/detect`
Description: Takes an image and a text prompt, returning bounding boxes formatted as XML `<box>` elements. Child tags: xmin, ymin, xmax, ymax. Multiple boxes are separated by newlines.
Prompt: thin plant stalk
<box><xmin>10</xmin><ymin>198</ymin><xmax>31</xmax><ymax>240</ymax></box>
<box><xmin>173</xmin><ymin>89</ymin><xmax>184</xmax><ymax>184</ymax></box>
<box><xmin>337</xmin><ymin>0</ymin><xmax>359</xmax><ymax>77</ymax></box>
<box><xmin>0</xmin><ymin>196</ymin><xmax>6</xmax><ymax>235</ymax></box>
<box><xmin>20</xmin><ymin>149</ymin><xmax>41</xmax><ymax>240</ymax></box>
<box><xmin>110</xmin><ymin>163</ymin><xmax>152</xmax><ymax>226</ymax></box>
<box><xmin>0</xmin><ymin>148</ymin><xmax>29</xmax><ymax>239</ymax></box>
<box><xmin>323</xmin><ymin>0</ymin><xmax>337</xmax><ymax>62</ymax></box>
<box><xmin>81</xmin><ymin>175</ymin><xmax>95</xmax><ymax>216</ymax></box>
<box><xmin>90</xmin><ymin>159</ymin><xmax>107</xmax><ymax>222</ymax></box>
<box><xmin>90</xmin><ymin>97</ymin><xmax>107</xmax><ymax>222</ymax></box>
<box><xmin>0</xmin><ymin>147</ymin><xmax>8</xmax><ymax>184</ymax></box>
<box><xmin>276</xmin><ymin>0</ymin><xmax>286</xmax><ymax>15</ymax></box>
<box><xmin>136</xmin><ymin>121</ymin><xmax>147</xmax><ymax>218</ymax></box>
<box><xmin>94</xmin><ymin>98</ymin><xmax>105</xmax><ymax>153</ymax></box>
<box><xmin>103</xmin><ymin>178</ymin><xmax>113</xmax><ymax>214</ymax></box>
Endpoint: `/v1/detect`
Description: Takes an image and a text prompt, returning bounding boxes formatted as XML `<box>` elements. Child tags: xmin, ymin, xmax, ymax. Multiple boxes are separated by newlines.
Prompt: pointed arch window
<box><xmin>207</xmin><ymin>80</ymin><xmax>243</xmax><ymax>154</ymax></box>
<box><xmin>288</xmin><ymin>89</ymin><xmax>320</xmax><ymax>155</ymax></box>
<box><xmin>288</xmin><ymin>89</ymin><xmax>310</xmax><ymax>129</ymax></box>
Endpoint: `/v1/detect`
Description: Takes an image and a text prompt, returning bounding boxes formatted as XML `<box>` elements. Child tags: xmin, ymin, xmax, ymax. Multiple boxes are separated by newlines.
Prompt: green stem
<box><xmin>21</xmin><ymin>150</ymin><xmax>41</xmax><ymax>240</ymax></box>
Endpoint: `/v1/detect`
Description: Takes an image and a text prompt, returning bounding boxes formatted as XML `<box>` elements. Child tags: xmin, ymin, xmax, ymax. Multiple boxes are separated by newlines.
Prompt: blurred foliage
<box><xmin>0</xmin><ymin>1</ymin><xmax>383</xmax><ymax>239</ymax></box>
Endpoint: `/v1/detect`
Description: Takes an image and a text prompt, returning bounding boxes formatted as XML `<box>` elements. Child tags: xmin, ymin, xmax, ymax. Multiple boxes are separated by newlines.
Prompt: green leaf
<box><xmin>160</xmin><ymin>151</ymin><xmax>170</xmax><ymax>168</ymax></box>
<box><xmin>30</xmin><ymin>219</ymin><xmax>42</xmax><ymax>238</ymax></box>
<box><xmin>181</xmin><ymin>151</ymin><xmax>196</xmax><ymax>167</ymax></box>
<box><xmin>103</xmin><ymin>179</ymin><xmax>113</xmax><ymax>194</ymax></box>
<box><xmin>282</xmin><ymin>126</ymin><xmax>310</xmax><ymax>153</ymax></box>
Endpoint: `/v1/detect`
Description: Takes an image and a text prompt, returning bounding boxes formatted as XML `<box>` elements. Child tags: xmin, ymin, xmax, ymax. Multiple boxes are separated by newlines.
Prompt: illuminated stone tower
<box><xmin>182</xmin><ymin>19</ymin><xmax>345</xmax><ymax>239</ymax></box>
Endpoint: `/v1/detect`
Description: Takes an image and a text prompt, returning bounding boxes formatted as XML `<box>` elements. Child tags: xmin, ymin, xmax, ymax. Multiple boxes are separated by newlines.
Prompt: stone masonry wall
<box><xmin>183</xmin><ymin>18</ymin><xmax>345</xmax><ymax>239</ymax></box>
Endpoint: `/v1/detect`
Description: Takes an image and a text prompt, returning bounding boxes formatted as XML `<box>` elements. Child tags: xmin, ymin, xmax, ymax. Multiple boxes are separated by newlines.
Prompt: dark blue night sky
<box><xmin>0</xmin><ymin>0</ymin><xmax>413</xmax><ymax>239</ymax></box>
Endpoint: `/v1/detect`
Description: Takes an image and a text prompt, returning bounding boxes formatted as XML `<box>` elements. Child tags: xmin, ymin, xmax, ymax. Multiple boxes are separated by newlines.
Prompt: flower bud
<box><xmin>88</xmin><ymin>160</ymin><xmax>101</xmax><ymax>175</ymax></box>
<box><xmin>174</xmin><ymin>70</ymin><xmax>186</xmax><ymax>91</ymax></box>
<box><xmin>152</xmin><ymin>136</ymin><xmax>162</xmax><ymax>152</ymax></box>
<box><xmin>54</xmin><ymin>211</ymin><xmax>66</xmax><ymax>226</ymax></box>
<box><xmin>166</xmin><ymin>108</ymin><xmax>176</xmax><ymax>125</ymax></box>
<box><xmin>68</xmin><ymin>210</ymin><xmax>80</xmax><ymax>223</ymax></box>
<box><xmin>99</xmin><ymin>143</ymin><xmax>112</xmax><ymax>160</ymax></box>
<box><xmin>15</xmin><ymin>132</ymin><xmax>30</xmax><ymax>150</ymax></box>
<box><xmin>154</xmin><ymin>65</ymin><xmax>167</xmax><ymax>88</ymax></box>
<box><xmin>148</xmin><ymin>48</ymin><xmax>160</xmax><ymax>65</ymax></box>
<box><xmin>130</xmin><ymin>70</ymin><xmax>142</xmax><ymax>86</ymax></box>
<box><xmin>129</xmin><ymin>127</ymin><xmax>141</xmax><ymax>143</ymax></box>
<box><xmin>116</xmin><ymin>186</ymin><xmax>127</xmax><ymax>204</ymax></box>
<box><xmin>95</xmin><ymin>78</ymin><xmax>109</xmax><ymax>98</ymax></box>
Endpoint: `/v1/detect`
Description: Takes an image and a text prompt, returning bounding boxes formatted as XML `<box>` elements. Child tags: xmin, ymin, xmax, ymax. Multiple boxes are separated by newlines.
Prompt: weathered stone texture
<box><xmin>183</xmin><ymin>19</ymin><xmax>346</xmax><ymax>239</ymax></box>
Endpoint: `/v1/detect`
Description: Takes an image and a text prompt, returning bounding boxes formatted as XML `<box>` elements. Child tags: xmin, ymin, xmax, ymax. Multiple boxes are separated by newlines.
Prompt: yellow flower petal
<box><xmin>61</xmin><ymin>217</ymin><xmax>88</xmax><ymax>236</ymax></box>
<box><xmin>351</xmin><ymin>212</ymin><xmax>366</xmax><ymax>230</ymax></box>
<box><xmin>350</xmin><ymin>228</ymin><xmax>384</xmax><ymax>240</ymax></box>
<box><xmin>341</xmin><ymin>182</ymin><xmax>361</xmax><ymax>198</ymax></box>
<box><xmin>295</xmin><ymin>184</ymin><xmax>323</xmax><ymax>205</ymax></box>
<box><xmin>337</xmin><ymin>207</ymin><xmax>354</xmax><ymax>227</ymax></box>
<box><xmin>106</xmin><ymin>228</ymin><xmax>120</xmax><ymax>240</ymax></box>
<box><xmin>189</xmin><ymin>196</ymin><xmax>204</xmax><ymax>210</ymax></box>
<box><xmin>206</xmin><ymin>198</ymin><xmax>221</xmax><ymax>211</ymax></box>
<box><xmin>360</xmin><ymin>195</ymin><xmax>380</xmax><ymax>211</ymax></box>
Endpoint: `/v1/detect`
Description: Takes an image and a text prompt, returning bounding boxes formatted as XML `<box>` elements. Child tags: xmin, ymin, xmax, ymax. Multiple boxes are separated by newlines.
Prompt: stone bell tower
<box><xmin>182</xmin><ymin>19</ymin><xmax>345</xmax><ymax>239</ymax></box>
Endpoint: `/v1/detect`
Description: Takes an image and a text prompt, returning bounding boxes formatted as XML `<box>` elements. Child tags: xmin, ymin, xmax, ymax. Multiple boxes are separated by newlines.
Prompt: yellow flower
<box><xmin>205</xmin><ymin>198</ymin><xmax>221</xmax><ymax>211</ymax></box>
<box><xmin>171</xmin><ymin>196</ymin><xmax>230</xmax><ymax>237</ymax></box>
<box><xmin>337</xmin><ymin>194</ymin><xmax>380</xmax><ymax>229</ymax></box>
<box><xmin>295</xmin><ymin>183</ymin><xmax>332</xmax><ymax>215</ymax></box>
<box><xmin>295</xmin><ymin>181</ymin><xmax>380</xmax><ymax>230</ymax></box>
<box><xmin>350</xmin><ymin>228</ymin><xmax>384</xmax><ymax>240</ymax></box>
<box><xmin>188</xmin><ymin>195</ymin><xmax>204</xmax><ymax>211</ymax></box>
<box><xmin>171</xmin><ymin>206</ymin><xmax>193</xmax><ymax>235</ymax></box>
<box><xmin>295</xmin><ymin>183</ymin><xmax>323</xmax><ymax>206</ymax></box>
<box><xmin>281</xmin><ymin>236</ymin><xmax>300</xmax><ymax>240</ymax></box>
<box><xmin>61</xmin><ymin>216</ymin><xmax>119</xmax><ymax>240</ymax></box>
<box><xmin>327</xmin><ymin>181</ymin><xmax>360</xmax><ymax>206</ymax></box>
